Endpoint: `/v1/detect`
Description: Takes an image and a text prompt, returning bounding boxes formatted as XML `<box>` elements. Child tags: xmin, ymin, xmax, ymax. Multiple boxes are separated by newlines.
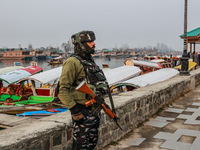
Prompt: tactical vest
<box><xmin>72</xmin><ymin>55</ymin><xmax>108</xmax><ymax>96</ymax></box>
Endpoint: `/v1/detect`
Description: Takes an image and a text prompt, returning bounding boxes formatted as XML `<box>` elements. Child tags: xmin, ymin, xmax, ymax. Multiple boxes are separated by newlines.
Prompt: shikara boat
<box><xmin>0</xmin><ymin>63</ymin><xmax>43</xmax><ymax>102</ymax></box>
<box><xmin>0</xmin><ymin>67</ymin><xmax>63</xmax><ymax>115</ymax></box>
<box><xmin>124</xmin><ymin>58</ymin><xmax>163</xmax><ymax>74</ymax></box>
<box><xmin>150</xmin><ymin>59</ymin><xmax>172</xmax><ymax>68</ymax></box>
<box><xmin>17</xmin><ymin>66</ymin><xmax>62</xmax><ymax>97</ymax></box>
<box><xmin>110</xmin><ymin>68</ymin><xmax>179</xmax><ymax>94</ymax></box>
<box><xmin>48</xmin><ymin>56</ymin><xmax>63</xmax><ymax>65</ymax></box>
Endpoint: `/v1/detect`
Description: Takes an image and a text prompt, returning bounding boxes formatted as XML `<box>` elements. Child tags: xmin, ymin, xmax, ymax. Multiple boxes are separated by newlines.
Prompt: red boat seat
<box><xmin>35</xmin><ymin>88</ymin><xmax>50</xmax><ymax>96</ymax></box>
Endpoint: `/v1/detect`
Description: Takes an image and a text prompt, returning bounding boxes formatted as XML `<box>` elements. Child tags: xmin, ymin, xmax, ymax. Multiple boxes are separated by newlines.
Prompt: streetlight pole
<box><xmin>180</xmin><ymin>0</ymin><xmax>189</xmax><ymax>75</ymax></box>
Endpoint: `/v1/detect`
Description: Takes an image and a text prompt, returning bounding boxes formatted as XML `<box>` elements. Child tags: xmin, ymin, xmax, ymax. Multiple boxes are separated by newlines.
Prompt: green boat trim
<box><xmin>0</xmin><ymin>94</ymin><xmax>21</xmax><ymax>102</ymax></box>
<box><xmin>14</xmin><ymin>96</ymin><xmax>54</xmax><ymax>105</ymax></box>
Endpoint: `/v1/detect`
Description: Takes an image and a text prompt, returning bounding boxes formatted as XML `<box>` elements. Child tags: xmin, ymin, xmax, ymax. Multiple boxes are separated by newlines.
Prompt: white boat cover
<box><xmin>17</xmin><ymin>67</ymin><xmax>62</xmax><ymax>84</ymax></box>
<box><xmin>102</xmin><ymin>68</ymin><xmax>112</xmax><ymax>72</ymax></box>
<box><xmin>126</xmin><ymin>59</ymin><xmax>162</xmax><ymax>68</ymax></box>
<box><xmin>104</xmin><ymin>66</ymin><xmax>141</xmax><ymax>86</ymax></box>
<box><xmin>123</xmin><ymin>68</ymin><xmax>179</xmax><ymax>87</ymax></box>
<box><xmin>0</xmin><ymin>66</ymin><xmax>23</xmax><ymax>75</ymax></box>
<box><xmin>51</xmin><ymin>56</ymin><xmax>63</xmax><ymax>60</ymax></box>
<box><xmin>150</xmin><ymin>59</ymin><xmax>165</xmax><ymax>63</ymax></box>
<box><xmin>0</xmin><ymin>70</ymin><xmax>31</xmax><ymax>84</ymax></box>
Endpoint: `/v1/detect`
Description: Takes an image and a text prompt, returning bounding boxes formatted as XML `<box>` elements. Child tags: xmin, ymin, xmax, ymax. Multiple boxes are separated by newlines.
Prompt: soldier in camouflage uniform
<box><xmin>58</xmin><ymin>30</ymin><xmax>108</xmax><ymax>150</ymax></box>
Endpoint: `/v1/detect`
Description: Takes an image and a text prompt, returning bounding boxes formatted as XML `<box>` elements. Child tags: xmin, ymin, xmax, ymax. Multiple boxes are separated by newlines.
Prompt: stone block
<box><xmin>119</xmin><ymin>116</ymin><xmax>125</xmax><ymax>125</ymax></box>
<box><xmin>99</xmin><ymin>115</ymin><xmax>105</xmax><ymax>125</ymax></box>
<box><xmin>116</xmin><ymin>108</ymin><xmax>124</xmax><ymax>118</ymax></box>
<box><xmin>42</xmin><ymin>138</ymin><xmax>50</xmax><ymax>150</ymax></box>
<box><xmin>53</xmin><ymin>133</ymin><xmax>62</xmax><ymax>146</ymax></box>
<box><xmin>29</xmin><ymin>142</ymin><xmax>42</xmax><ymax>150</ymax></box>
<box><xmin>124</xmin><ymin>103</ymin><xmax>132</xmax><ymax>113</ymax></box>
<box><xmin>102</xmin><ymin>126</ymin><xmax>109</xmax><ymax>136</ymax></box>
<box><xmin>130</xmin><ymin>111</ymin><xmax>137</xmax><ymax>123</ymax></box>
<box><xmin>132</xmin><ymin>102</ymin><xmax>136</xmax><ymax>111</ymax></box>
<box><xmin>125</xmin><ymin>113</ymin><xmax>130</xmax><ymax>124</ymax></box>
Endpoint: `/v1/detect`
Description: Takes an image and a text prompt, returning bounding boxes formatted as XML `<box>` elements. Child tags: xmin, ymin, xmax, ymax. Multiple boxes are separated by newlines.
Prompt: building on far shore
<box><xmin>0</xmin><ymin>48</ymin><xmax>32</xmax><ymax>60</ymax></box>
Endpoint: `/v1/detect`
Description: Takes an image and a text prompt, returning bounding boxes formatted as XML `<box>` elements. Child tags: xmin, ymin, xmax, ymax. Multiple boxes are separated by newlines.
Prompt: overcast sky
<box><xmin>0</xmin><ymin>0</ymin><xmax>200</xmax><ymax>51</ymax></box>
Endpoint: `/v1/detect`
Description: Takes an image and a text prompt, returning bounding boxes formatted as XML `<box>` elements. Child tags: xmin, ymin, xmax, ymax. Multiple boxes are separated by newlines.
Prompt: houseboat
<box><xmin>34</xmin><ymin>49</ymin><xmax>47</xmax><ymax>59</ymax></box>
<box><xmin>102</xmin><ymin>49</ymin><xmax>112</xmax><ymax>58</ymax></box>
<box><xmin>0</xmin><ymin>49</ymin><xmax>33</xmax><ymax>60</ymax></box>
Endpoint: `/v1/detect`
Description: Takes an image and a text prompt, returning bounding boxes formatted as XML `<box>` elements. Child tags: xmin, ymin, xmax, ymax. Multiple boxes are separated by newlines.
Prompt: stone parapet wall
<box><xmin>1</xmin><ymin>68</ymin><xmax>200</xmax><ymax>150</ymax></box>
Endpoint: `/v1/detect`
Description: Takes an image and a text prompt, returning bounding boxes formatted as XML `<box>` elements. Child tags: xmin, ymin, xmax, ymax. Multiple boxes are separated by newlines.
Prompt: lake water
<box><xmin>0</xmin><ymin>57</ymin><xmax>127</xmax><ymax>71</ymax></box>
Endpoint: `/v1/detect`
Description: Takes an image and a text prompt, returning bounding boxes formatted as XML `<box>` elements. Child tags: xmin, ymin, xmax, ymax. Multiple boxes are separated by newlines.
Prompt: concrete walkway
<box><xmin>104</xmin><ymin>85</ymin><xmax>200</xmax><ymax>150</ymax></box>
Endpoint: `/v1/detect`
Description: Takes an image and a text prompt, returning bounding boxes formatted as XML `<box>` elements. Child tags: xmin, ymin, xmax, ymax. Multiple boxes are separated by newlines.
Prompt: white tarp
<box><xmin>150</xmin><ymin>59</ymin><xmax>165</xmax><ymax>63</ymax></box>
<box><xmin>51</xmin><ymin>56</ymin><xmax>63</xmax><ymax>60</ymax></box>
<box><xmin>0</xmin><ymin>66</ymin><xmax>23</xmax><ymax>75</ymax></box>
<box><xmin>18</xmin><ymin>67</ymin><xmax>62</xmax><ymax>84</ymax></box>
<box><xmin>104</xmin><ymin>66</ymin><xmax>141</xmax><ymax>86</ymax></box>
<box><xmin>128</xmin><ymin>59</ymin><xmax>162</xmax><ymax>68</ymax></box>
<box><xmin>123</xmin><ymin>68</ymin><xmax>179</xmax><ymax>87</ymax></box>
<box><xmin>0</xmin><ymin>70</ymin><xmax>31</xmax><ymax>84</ymax></box>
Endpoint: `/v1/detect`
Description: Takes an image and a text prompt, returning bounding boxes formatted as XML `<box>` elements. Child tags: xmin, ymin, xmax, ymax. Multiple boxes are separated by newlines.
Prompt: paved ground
<box><xmin>104</xmin><ymin>85</ymin><xmax>200</xmax><ymax>150</ymax></box>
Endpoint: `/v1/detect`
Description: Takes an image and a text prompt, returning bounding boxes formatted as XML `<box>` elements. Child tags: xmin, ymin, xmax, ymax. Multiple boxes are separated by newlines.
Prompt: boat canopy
<box><xmin>150</xmin><ymin>59</ymin><xmax>165</xmax><ymax>63</ymax></box>
<box><xmin>0</xmin><ymin>70</ymin><xmax>31</xmax><ymax>84</ymax></box>
<box><xmin>121</xmin><ymin>68</ymin><xmax>179</xmax><ymax>87</ymax></box>
<box><xmin>20</xmin><ymin>66</ymin><xmax>43</xmax><ymax>74</ymax></box>
<box><xmin>124</xmin><ymin>59</ymin><xmax>162</xmax><ymax>68</ymax></box>
<box><xmin>17</xmin><ymin>66</ymin><xmax>62</xmax><ymax>85</ymax></box>
<box><xmin>51</xmin><ymin>56</ymin><xmax>63</xmax><ymax>60</ymax></box>
<box><xmin>0</xmin><ymin>66</ymin><xmax>43</xmax><ymax>84</ymax></box>
<box><xmin>0</xmin><ymin>66</ymin><xmax>23</xmax><ymax>75</ymax></box>
<box><xmin>104</xmin><ymin>66</ymin><xmax>141</xmax><ymax>86</ymax></box>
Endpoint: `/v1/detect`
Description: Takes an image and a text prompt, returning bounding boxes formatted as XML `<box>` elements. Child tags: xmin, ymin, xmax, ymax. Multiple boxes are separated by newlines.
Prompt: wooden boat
<box><xmin>17</xmin><ymin>66</ymin><xmax>62</xmax><ymax>97</ymax></box>
<box><xmin>150</xmin><ymin>59</ymin><xmax>172</xmax><ymax>68</ymax></box>
<box><xmin>143</xmin><ymin>56</ymin><xmax>157</xmax><ymax>61</ymax></box>
<box><xmin>48</xmin><ymin>56</ymin><xmax>63</xmax><ymax>65</ymax></box>
<box><xmin>150</xmin><ymin>59</ymin><xmax>166</xmax><ymax>63</ymax></box>
<box><xmin>124</xmin><ymin>58</ymin><xmax>162</xmax><ymax>74</ymax></box>
<box><xmin>0</xmin><ymin>66</ymin><xmax>66</xmax><ymax>115</ymax></box>
<box><xmin>0</xmin><ymin>63</ymin><xmax>43</xmax><ymax>102</ymax></box>
<box><xmin>110</xmin><ymin>68</ymin><xmax>179</xmax><ymax>94</ymax></box>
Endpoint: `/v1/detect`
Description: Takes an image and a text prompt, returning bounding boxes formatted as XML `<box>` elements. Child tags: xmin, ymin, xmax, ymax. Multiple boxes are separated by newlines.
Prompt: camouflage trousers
<box><xmin>72</xmin><ymin>109</ymin><xmax>101</xmax><ymax>150</ymax></box>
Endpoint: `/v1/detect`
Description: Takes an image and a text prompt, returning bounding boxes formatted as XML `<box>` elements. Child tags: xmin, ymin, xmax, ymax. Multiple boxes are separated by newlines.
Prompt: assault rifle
<box><xmin>76</xmin><ymin>81</ymin><xmax>122</xmax><ymax>130</ymax></box>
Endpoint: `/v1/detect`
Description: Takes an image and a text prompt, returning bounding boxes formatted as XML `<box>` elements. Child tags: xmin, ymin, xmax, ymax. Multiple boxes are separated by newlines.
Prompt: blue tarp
<box><xmin>16</xmin><ymin>107</ymin><xmax>68</xmax><ymax>116</ymax></box>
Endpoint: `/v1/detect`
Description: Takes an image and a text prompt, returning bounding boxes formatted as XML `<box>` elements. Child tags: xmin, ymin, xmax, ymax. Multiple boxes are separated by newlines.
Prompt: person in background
<box><xmin>58</xmin><ymin>30</ymin><xmax>109</xmax><ymax>150</ymax></box>
<box><xmin>176</xmin><ymin>58</ymin><xmax>181</xmax><ymax>66</ymax></box>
